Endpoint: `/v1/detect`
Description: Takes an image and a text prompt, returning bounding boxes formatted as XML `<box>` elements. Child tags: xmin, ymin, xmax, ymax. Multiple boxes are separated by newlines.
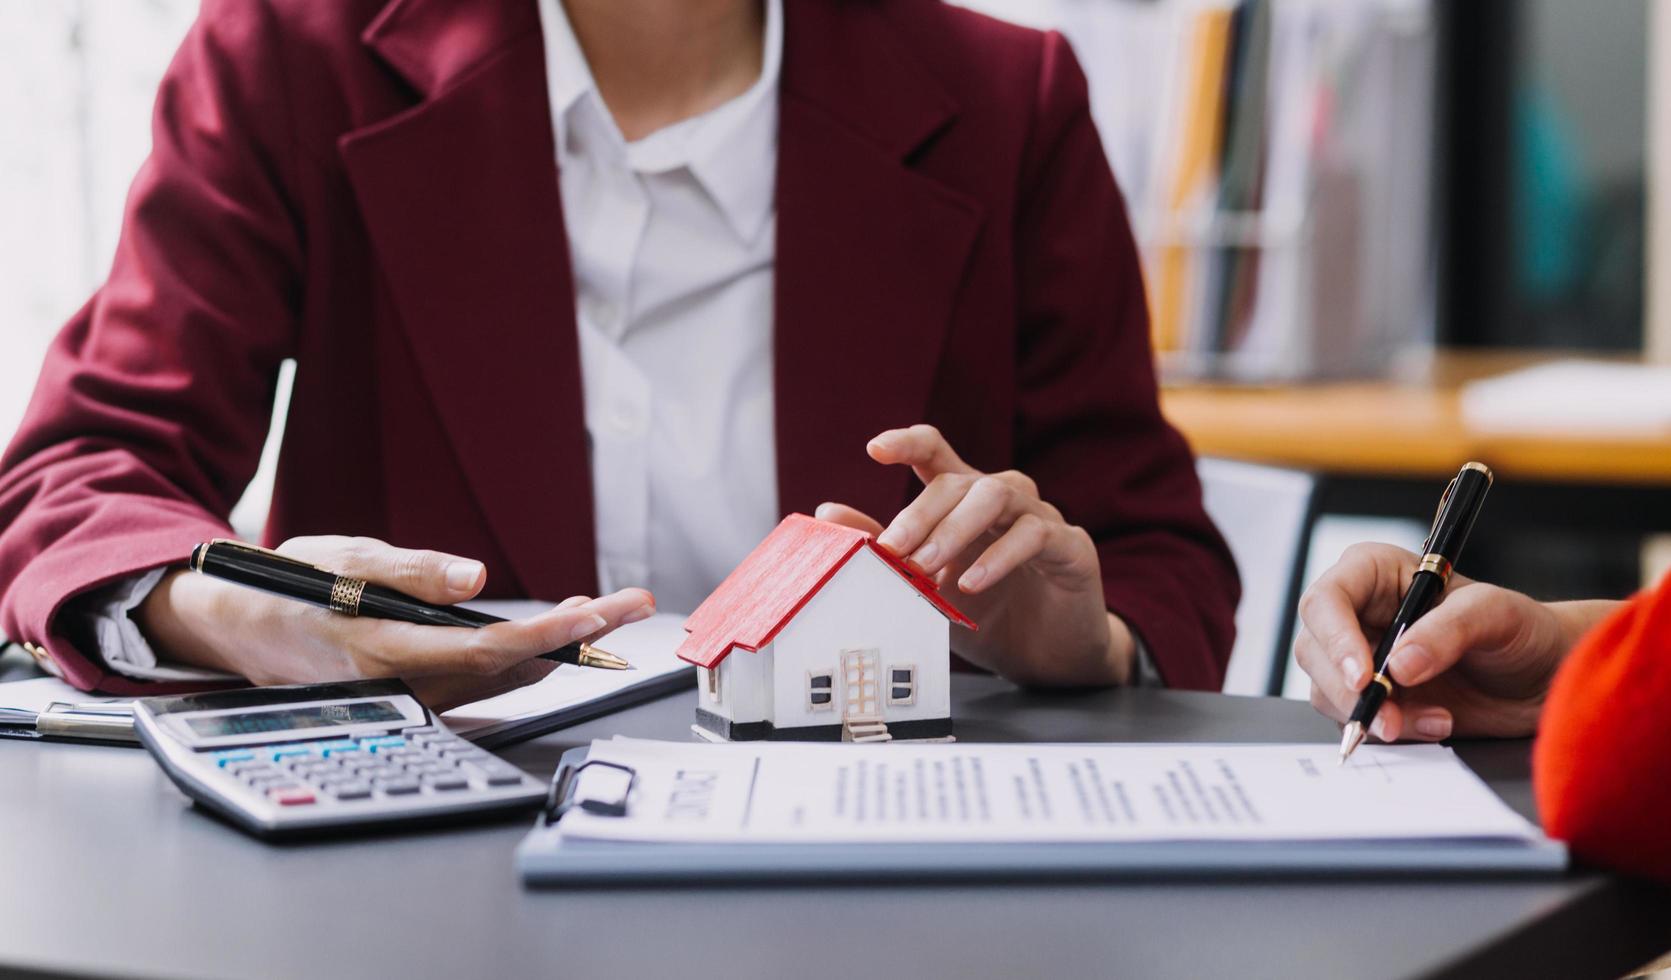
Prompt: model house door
<box><xmin>840</xmin><ymin>648</ymin><xmax>880</xmax><ymax>720</ymax></box>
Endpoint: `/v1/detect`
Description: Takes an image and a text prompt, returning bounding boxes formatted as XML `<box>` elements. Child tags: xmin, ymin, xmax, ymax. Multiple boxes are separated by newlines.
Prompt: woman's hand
<box><xmin>1294</xmin><ymin>542</ymin><xmax>1617</xmax><ymax>742</ymax></box>
<box><xmin>135</xmin><ymin>535</ymin><xmax>655</xmax><ymax>710</ymax></box>
<box><xmin>816</xmin><ymin>425</ymin><xmax>1133</xmax><ymax>687</ymax></box>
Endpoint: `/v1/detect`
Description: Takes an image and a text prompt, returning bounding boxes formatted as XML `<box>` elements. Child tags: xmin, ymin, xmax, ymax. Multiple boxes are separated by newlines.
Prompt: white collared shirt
<box><xmin>539</xmin><ymin>0</ymin><xmax>783</xmax><ymax>615</ymax></box>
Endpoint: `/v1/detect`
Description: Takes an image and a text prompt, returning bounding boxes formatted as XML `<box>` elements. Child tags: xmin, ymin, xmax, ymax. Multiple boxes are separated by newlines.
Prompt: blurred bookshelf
<box><xmin>1135</xmin><ymin>0</ymin><xmax>1438</xmax><ymax>383</ymax></box>
<box><xmin>960</xmin><ymin>0</ymin><xmax>1661</xmax><ymax>376</ymax></box>
<box><xmin>958</xmin><ymin>0</ymin><xmax>1441</xmax><ymax>383</ymax></box>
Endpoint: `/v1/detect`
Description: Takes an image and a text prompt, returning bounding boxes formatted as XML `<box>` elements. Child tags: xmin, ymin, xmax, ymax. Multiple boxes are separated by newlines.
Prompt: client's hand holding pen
<box><xmin>191</xmin><ymin>539</ymin><xmax>637</xmax><ymax>669</ymax></box>
<box><xmin>1338</xmin><ymin>463</ymin><xmax>1493</xmax><ymax>763</ymax></box>
<box><xmin>134</xmin><ymin>535</ymin><xmax>654</xmax><ymax>711</ymax></box>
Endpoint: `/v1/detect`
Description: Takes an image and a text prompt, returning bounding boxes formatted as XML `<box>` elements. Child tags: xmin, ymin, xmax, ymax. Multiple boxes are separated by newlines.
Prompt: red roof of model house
<box><xmin>676</xmin><ymin>514</ymin><xmax>978</xmax><ymax>669</ymax></box>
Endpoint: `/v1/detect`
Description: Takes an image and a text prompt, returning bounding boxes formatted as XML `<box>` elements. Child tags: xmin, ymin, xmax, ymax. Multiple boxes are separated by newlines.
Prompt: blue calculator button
<box><xmin>269</xmin><ymin>746</ymin><xmax>316</xmax><ymax>763</ymax></box>
<box><xmin>211</xmin><ymin>750</ymin><xmax>256</xmax><ymax>768</ymax></box>
<box><xmin>359</xmin><ymin>736</ymin><xmax>407</xmax><ymax>752</ymax></box>
<box><xmin>317</xmin><ymin>740</ymin><xmax>360</xmax><ymax>757</ymax></box>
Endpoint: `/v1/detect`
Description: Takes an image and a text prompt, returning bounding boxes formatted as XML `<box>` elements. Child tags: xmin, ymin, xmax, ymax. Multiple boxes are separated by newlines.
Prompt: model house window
<box><xmin>807</xmin><ymin>671</ymin><xmax>834</xmax><ymax>711</ymax></box>
<box><xmin>888</xmin><ymin>666</ymin><xmax>916</xmax><ymax>706</ymax></box>
<box><xmin>704</xmin><ymin>667</ymin><xmax>721</xmax><ymax>703</ymax></box>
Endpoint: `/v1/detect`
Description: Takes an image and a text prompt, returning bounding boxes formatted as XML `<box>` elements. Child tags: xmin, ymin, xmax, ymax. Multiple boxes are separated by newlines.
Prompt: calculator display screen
<box><xmin>183</xmin><ymin>700</ymin><xmax>406</xmax><ymax>738</ymax></box>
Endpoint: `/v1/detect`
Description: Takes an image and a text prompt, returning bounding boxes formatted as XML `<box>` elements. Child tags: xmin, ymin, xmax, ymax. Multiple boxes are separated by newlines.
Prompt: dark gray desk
<box><xmin>2</xmin><ymin>677</ymin><xmax>1668</xmax><ymax>980</ymax></box>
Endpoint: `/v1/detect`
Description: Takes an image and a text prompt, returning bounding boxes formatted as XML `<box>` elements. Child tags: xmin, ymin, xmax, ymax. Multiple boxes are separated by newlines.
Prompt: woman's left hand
<box><xmin>816</xmin><ymin>425</ymin><xmax>1135</xmax><ymax>686</ymax></box>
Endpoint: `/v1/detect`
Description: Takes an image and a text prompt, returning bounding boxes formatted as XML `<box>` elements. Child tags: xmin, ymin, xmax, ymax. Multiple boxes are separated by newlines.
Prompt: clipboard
<box><xmin>516</xmin><ymin>746</ymin><xmax>1569</xmax><ymax>886</ymax></box>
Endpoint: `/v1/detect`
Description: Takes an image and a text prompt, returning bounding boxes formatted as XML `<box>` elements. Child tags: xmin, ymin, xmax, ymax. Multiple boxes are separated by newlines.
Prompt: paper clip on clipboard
<box><xmin>543</xmin><ymin>759</ymin><xmax>636</xmax><ymax>825</ymax></box>
<box><xmin>0</xmin><ymin>700</ymin><xmax>139</xmax><ymax>745</ymax></box>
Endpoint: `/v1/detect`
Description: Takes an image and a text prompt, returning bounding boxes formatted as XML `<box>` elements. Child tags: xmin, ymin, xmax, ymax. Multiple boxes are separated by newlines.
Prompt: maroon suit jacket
<box><xmin>0</xmin><ymin>0</ymin><xmax>1238</xmax><ymax>695</ymax></box>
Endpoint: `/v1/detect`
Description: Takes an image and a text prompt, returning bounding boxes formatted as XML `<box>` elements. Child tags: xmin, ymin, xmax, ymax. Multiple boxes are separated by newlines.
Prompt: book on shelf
<box><xmin>1151</xmin><ymin>6</ymin><xmax>1233</xmax><ymax>355</ymax></box>
<box><xmin>1210</xmin><ymin>2</ymin><xmax>1431</xmax><ymax>382</ymax></box>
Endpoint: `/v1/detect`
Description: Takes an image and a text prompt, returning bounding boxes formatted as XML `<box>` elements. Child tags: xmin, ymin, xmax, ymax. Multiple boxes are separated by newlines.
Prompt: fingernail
<box><xmin>621</xmin><ymin>604</ymin><xmax>653</xmax><ymax>625</ymax></box>
<box><xmin>912</xmin><ymin>541</ymin><xmax>940</xmax><ymax>569</ymax></box>
<box><xmin>568</xmin><ymin>614</ymin><xmax>607</xmax><ymax>644</ymax></box>
<box><xmin>1413</xmin><ymin>713</ymin><xmax>1452</xmax><ymax>739</ymax></box>
<box><xmin>877</xmin><ymin>526</ymin><xmax>906</xmax><ymax>551</ymax></box>
<box><xmin>959</xmin><ymin>565</ymin><xmax>987</xmax><ymax>591</ymax></box>
<box><xmin>1340</xmin><ymin>656</ymin><xmax>1365</xmax><ymax>688</ymax></box>
<box><xmin>1370</xmin><ymin>716</ymin><xmax>1391</xmax><ymax>741</ymax></box>
<box><xmin>815</xmin><ymin>502</ymin><xmax>834</xmax><ymax>520</ymax></box>
<box><xmin>1390</xmin><ymin>645</ymin><xmax>1434</xmax><ymax>684</ymax></box>
<box><xmin>445</xmin><ymin>560</ymin><xmax>483</xmax><ymax>593</ymax></box>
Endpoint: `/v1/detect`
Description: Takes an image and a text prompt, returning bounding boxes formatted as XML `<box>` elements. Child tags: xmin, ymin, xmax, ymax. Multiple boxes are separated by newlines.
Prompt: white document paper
<box><xmin>441</xmin><ymin>610</ymin><xmax>694</xmax><ymax>739</ymax></box>
<box><xmin>558</xmin><ymin>739</ymin><xmax>1539</xmax><ymax>845</ymax></box>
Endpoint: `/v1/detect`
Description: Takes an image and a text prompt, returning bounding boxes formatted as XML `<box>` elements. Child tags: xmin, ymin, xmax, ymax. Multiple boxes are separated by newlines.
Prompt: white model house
<box><xmin>677</xmin><ymin>514</ymin><xmax>977</xmax><ymax>742</ymax></box>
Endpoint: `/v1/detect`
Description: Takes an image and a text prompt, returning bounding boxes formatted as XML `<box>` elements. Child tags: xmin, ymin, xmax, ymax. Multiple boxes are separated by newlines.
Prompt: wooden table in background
<box><xmin>1160</xmin><ymin>350</ymin><xmax>1671</xmax><ymax>487</ymax></box>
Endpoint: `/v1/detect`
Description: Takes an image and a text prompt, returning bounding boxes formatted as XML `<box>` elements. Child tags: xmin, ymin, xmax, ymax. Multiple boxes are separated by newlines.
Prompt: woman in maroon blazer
<box><xmin>0</xmin><ymin>0</ymin><xmax>1237</xmax><ymax>707</ymax></box>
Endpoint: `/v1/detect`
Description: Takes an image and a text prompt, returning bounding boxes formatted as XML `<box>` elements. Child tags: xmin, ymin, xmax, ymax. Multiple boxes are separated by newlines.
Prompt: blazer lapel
<box><xmin>774</xmin><ymin>0</ymin><xmax>985</xmax><ymax>521</ymax></box>
<box><xmin>339</xmin><ymin>0</ymin><xmax>596</xmax><ymax>598</ymax></box>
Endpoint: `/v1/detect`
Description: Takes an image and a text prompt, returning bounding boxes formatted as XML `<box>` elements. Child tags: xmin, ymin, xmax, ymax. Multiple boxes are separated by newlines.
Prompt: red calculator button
<box><xmin>268</xmin><ymin>786</ymin><xmax>316</xmax><ymax>806</ymax></box>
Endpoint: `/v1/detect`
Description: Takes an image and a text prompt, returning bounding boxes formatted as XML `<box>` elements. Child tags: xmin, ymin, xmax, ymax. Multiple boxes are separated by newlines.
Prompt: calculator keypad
<box><xmin>210</xmin><ymin>727</ymin><xmax>533</xmax><ymax>809</ymax></box>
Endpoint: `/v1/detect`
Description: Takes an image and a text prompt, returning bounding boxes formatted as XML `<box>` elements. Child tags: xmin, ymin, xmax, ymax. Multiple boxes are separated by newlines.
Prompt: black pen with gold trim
<box><xmin>1338</xmin><ymin>462</ymin><xmax>1493</xmax><ymax>764</ymax></box>
<box><xmin>189</xmin><ymin>539</ymin><xmax>632</xmax><ymax>670</ymax></box>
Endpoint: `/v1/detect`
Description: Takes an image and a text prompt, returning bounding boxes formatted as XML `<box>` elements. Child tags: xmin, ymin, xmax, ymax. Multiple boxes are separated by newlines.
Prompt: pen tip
<box><xmin>1339</xmin><ymin>722</ymin><xmax>1365</xmax><ymax>765</ymax></box>
<box><xmin>576</xmin><ymin>644</ymin><xmax>633</xmax><ymax>670</ymax></box>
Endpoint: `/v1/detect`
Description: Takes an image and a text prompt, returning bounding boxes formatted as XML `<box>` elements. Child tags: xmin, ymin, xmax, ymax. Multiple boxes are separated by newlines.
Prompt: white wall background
<box><xmin>0</xmin><ymin>0</ymin><xmax>287</xmax><ymax>535</ymax></box>
<box><xmin>1</xmin><ymin>1</ymin><xmax>196</xmax><ymax>441</ymax></box>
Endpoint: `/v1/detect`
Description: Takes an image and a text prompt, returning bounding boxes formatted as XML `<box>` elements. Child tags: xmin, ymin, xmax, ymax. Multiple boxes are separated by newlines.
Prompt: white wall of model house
<box><xmin>702</xmin><ymin>548</ymin><xmax>952</xmax><ymax>732</ymax></box>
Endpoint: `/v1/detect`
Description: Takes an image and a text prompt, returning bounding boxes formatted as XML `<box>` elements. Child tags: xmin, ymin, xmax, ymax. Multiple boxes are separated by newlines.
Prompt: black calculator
<box><xmin>133</xmin><ymin>679</ymin><xmax>546</xmax><ymax>839</ymax></box>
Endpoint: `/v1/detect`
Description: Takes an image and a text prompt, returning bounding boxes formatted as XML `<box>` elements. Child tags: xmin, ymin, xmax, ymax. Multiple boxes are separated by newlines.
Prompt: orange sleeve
<box><xmin>1533</xmin><ymin>571</ymin><xmax>1671</xmax><ymax>880</ymax></box>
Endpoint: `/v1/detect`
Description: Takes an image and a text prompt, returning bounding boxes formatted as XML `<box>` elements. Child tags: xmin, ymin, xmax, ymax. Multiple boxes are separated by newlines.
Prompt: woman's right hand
<box><xmin>134</xmin><ymin>536</ymin><xmax>655</xmax><ymax>710</ymax></box>
<box><xmin>1293</xmin><ymin>542</ymin><xmax>1617</xmax><ymax>743</ymax></box>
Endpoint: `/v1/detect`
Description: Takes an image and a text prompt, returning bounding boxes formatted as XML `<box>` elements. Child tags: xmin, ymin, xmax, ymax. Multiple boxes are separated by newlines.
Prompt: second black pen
<box><xmin>1338</xmin><ymin>462</ymin><xmax>1493</xmax><ymax>763</ymax></box>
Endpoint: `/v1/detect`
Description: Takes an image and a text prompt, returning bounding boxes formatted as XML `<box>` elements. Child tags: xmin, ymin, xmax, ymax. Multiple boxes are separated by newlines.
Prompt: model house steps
<box><xmin>843</xmin><ymin>717</ymin><xmax>892</xmax><ymax>743</ymax></box>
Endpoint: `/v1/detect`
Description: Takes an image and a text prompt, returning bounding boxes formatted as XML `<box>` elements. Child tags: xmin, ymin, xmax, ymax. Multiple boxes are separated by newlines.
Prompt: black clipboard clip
<box><xmin>544</xmin><ymin>759</ymin><xmax>636</xmax><ymax>825</ymax></box>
